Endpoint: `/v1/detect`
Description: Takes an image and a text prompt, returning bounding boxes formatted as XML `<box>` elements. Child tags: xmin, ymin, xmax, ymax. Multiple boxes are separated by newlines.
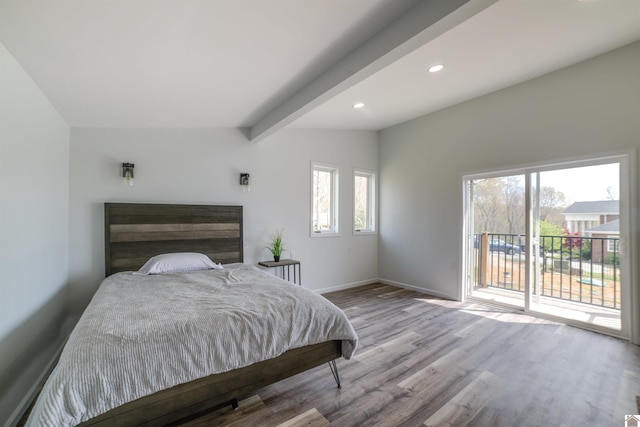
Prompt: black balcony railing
<box><xmin>473</xmin><ymin>233</ymin><xmax>620</xmax><ymax>310</ymax></box>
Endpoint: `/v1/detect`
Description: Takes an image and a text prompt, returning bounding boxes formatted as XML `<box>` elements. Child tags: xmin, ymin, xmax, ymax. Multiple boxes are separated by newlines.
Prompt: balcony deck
<box><xmin>471</xmin><ymin>233</ymin><xmax>622</xmax><ymax>333</ymax></box>
<box><xmin>470</xmin><ymin>286</ymin><xmax>621</xmax><ymax>331</ymax></box>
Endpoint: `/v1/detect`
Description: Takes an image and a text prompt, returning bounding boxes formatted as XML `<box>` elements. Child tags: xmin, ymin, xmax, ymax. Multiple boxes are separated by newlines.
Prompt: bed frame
<box><xmin>95</xmin><ymin>203</ymin><xmax>342</xmax><ymax>426</ymax></box>
<box><xmin>105</xmin><ymin>203</ymin><xmax>245</xmax><ymax>276</ymax></box>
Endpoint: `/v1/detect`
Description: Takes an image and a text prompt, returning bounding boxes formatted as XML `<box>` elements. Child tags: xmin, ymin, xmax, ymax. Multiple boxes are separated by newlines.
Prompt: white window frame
<box><xmin>353</xmin><ymin>168</ymin><xmax>377</xmax><ymax>235</ymax></box>
<box><xmin>607</xmin><ymin>238</ymin><xmax>619</xmax><ymax>253</ymax></box>
<box><xmin>461</xmin><ymin>149</ymin><xmax>637</xmax><ymax>344</ymax></box>
<box><xmin>310</xmin><ymin>162</ymin><xmax>339</xmax><ymax>237</ymax></box>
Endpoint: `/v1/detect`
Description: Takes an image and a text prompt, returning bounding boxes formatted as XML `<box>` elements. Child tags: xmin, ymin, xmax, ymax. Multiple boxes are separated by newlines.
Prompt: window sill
<box><xmin>311</xmin><ymin>231</ymin><xmax>340</xmax><ymax>238</ymax></box>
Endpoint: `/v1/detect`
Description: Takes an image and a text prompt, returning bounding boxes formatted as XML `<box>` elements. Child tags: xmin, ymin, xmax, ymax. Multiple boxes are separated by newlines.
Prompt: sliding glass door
<box><xmin>466</xmin><ymin>173</ymin><xmax>526</xmax><ymax>309</ymax></box>
<box><xmin>463</xmin><ymin>154</ymin><xmax>632</xmax><ymax>338</ymax></box>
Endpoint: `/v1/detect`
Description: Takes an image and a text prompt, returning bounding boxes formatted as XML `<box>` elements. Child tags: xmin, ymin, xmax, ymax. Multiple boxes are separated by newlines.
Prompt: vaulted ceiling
<box><xmin>1</xmin><ymin>0</ymin><xmax>639</xmax><ymax>142</ymax></box>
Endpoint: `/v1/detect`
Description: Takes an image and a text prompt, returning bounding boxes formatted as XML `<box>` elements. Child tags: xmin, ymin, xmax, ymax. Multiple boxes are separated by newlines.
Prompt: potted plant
<box><xmin>266</xmin><ymin>229</ymin><xmax>285</xmax><ymax>262</ymax></box>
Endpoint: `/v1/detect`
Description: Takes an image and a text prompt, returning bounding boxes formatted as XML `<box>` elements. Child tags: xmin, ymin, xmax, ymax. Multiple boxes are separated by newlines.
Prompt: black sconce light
<box><xmin>122</xmin><ymin>163</ymin><xmax>135</xmax><ymax>186</ymax></box>
<box><xmin>240</xmin><ymin>173</ymin><xmax>250</xmax><ymax>192</ymax></box>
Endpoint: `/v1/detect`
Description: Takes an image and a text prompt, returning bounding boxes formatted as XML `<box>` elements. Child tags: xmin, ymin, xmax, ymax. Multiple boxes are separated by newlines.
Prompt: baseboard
<box><xmin>4</xmin><ymin>327</ymin><xmax>70</xmax><ymax>427</ymax></box>
<box><xmin>316</xmin><ymin>278</ymin><xmax>378</xmax><ymax>295</ymax></box>
<box><xmin>377</xmin><ymin>278</ymin><xmax>457</xmax><ymax>300</ymax></box>
<box><xmin>316</xmin><ymin>278</ymin><xmax>458</xmax><ymax>301</ymax></box>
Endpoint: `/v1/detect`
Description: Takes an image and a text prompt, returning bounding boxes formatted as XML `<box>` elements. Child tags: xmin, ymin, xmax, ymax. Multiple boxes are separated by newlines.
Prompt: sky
<box><xmin>540</xmin><ymin>163</ymin><xmax>619</xmax><ymax>204</ymax></box>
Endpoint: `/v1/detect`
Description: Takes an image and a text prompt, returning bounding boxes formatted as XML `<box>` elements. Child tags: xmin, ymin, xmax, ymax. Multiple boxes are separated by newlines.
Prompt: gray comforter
<box><xmin>26</xmin><ymin>264</ymin><xmax>358</xmax><ymax>426</ymax></box>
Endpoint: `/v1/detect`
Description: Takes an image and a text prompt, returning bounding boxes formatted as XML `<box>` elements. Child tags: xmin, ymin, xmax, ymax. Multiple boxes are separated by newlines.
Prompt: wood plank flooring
<box><xmin>179</xmin><ymin>283</ymin><xmax>640</xmax><ymax>427</ymax></box>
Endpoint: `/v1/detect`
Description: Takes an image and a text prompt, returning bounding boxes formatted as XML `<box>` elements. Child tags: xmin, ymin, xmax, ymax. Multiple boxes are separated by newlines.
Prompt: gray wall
<box><xmin>0</xmin><ymin>42</ymin><xmax>70</xmax><ymax>424</ymax></box>
<box><xmin>68</xmin><ymin>127</ymin><xmax>379</xmax><ymax>313</ymax></box>
<box><xmin>379</xmin><ymin>41</ymin><xmax>640</xmax><ymax>341</ymax></box>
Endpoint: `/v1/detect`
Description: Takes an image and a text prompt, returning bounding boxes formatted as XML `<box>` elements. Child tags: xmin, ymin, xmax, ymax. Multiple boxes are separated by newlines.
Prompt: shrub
<box><xmin>604</xmin><ymin>253</ymin><xmax>619</xmax><ymax>266</ymax></box>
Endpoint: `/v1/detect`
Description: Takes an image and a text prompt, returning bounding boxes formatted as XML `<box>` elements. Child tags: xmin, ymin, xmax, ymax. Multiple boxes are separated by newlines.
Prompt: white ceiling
<box><xmin>1</xmin><ymin>0</ymin><xmax>639</xmax><ymax>140</ymax></box>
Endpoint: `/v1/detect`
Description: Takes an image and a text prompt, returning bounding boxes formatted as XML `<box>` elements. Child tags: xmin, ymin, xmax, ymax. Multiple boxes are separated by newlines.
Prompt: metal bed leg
<box><xmin>328</xmin><ymin>360</ymin><xmax>342</xmax><ymax>389</ymax></box>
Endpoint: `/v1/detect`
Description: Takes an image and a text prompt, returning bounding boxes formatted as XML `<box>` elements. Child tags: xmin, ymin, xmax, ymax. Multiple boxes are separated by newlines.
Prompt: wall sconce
<box><xmin>240</xmin><ymin>173</ymin><xmax>250</xmax><ymax>192</ymax></box>
<box><xmin>122</xmin><ymin>162</ymin><xmax>135</xmax><ymax>186</ymax></box>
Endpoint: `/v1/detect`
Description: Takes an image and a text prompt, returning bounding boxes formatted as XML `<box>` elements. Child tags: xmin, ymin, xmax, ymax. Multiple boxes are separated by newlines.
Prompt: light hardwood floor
<box><xmin>179</xmin><ymin>283</ymin><xmax>640</xmax><ymax>427</ymax></box>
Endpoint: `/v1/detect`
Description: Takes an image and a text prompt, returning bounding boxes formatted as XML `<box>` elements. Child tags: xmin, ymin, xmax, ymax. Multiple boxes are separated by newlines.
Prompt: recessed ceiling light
<box><xmin>428</xmin><ymin>64</ymin><xmax>444</xmax><ymax>73</ymax></box>
<box><xmin>353</xmin><ymin>102</ymin><xmax>365</xmax><ymax>109</ymax></box>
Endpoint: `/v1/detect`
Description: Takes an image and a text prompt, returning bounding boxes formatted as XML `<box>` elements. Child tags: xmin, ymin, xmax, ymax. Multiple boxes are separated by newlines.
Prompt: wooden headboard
<box><xmin>104</xmin><ymin>203</ymin><xmax>243</xmax><ymax>276</ymax></box>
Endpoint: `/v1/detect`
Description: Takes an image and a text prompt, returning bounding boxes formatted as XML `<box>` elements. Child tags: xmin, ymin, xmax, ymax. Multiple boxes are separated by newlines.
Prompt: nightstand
<box><xmin>258</xmin><ymin>259</ymin><xmax>301</xmax><ymax>286</ymax></box>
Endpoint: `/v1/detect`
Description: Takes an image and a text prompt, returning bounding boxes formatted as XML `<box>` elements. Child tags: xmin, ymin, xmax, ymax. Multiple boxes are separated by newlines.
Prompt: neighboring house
<box><xmin>563</xmin><ymin>200</ymin><xmax>619</xmax><ymax>234</ymax></box>
<box><xmin>586</xmin><ymin>219</ymin><xmax>619</xmax><ymax>263</ymax></box>
<box><xmin>563</xmin><ymin>200</ymin><xmax>619</xmax><ymax>263</ymax></box>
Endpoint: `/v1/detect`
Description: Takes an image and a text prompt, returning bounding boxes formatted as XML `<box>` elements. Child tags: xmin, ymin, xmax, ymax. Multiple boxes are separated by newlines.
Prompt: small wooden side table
<box><xmin>258</xmin><ymin>259</ymin><xmax>301</xmax><ymax>286</ymax></box>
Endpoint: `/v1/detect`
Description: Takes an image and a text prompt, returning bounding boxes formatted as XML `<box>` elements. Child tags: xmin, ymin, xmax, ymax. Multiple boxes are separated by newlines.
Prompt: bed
<box><xmin>25</xmin><ymin>203</ymin><xmax>358</xmax><ymax>427</ymax></box>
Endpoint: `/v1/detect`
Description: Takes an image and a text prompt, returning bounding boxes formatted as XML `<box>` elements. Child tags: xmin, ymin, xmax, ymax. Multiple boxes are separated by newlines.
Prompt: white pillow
<box><xmin>137</xmin><ymin>252</ymin><xmax>223</xmax><ymax>275</ymax></box>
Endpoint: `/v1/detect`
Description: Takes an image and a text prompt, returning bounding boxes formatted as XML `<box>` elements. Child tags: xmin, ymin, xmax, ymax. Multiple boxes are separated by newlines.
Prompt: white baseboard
<box><xmin>377</xmin><ymin>278</ymin><xmax>457</xmax><ymax>300</ymax></box>
<box><xmin>316</xmin><ymin>278</ymin><xmax>378</xmax><ymax>294</ymax></box>
<box><xmin>315</xmin><ymin>277</ymin><xmax>458</xmax><ymax>302</ymax></box>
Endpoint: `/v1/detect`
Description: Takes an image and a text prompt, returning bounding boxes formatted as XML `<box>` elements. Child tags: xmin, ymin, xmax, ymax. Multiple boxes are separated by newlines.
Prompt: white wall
<box><xmin>0</xmin><ymin>42</ymin><xmax>70</xmax><ymax>424</ymax></box>
<box><xmin>69</xmin><ymin>127</ymin><xmax>379</xmax><ymax>313</ymax></box>
<box><xmin>379</xmin><ymin>41</ymin><xmax>640</xmax><ymax>313</ymax></box>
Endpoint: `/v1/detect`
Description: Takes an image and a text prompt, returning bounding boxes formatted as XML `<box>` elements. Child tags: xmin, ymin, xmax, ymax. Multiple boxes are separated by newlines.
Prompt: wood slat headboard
<box><xmin>105</xmin><ymin>203</ymin><xmax>243</xmax><ymax>276</ymax></box>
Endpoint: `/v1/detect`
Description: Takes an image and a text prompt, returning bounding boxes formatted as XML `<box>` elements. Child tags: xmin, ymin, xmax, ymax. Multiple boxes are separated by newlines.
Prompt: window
<box><xmin>311</xmin><ymin>163</ymin><xmax>339</xmax><ymax>236</ymax></box>
<box><xmin>608</xmin><ymin>238</ymin><xmax>619</xmax><ymax>253</ymax></box>
<box><xmin>353</xmin><ymin>169</ymin><xmax>376</xmax><ymax>234</ymax></box>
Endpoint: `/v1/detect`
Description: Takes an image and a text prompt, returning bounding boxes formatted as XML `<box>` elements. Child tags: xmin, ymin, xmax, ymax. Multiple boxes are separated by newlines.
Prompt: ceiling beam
<box><xmin>248</xmin><ymin>0</ymin><xmax>498</xmax><ymax>142</ymax></box>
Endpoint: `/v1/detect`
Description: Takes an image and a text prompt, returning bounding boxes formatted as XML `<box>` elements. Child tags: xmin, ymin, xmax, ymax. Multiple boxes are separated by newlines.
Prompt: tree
<box><xmin>538</xmin><ymin>221</ymin><xmax>565</xmax><ymax>252</ymax></box>
<box><xmin>503</xmin><ymin>176</ymin><xmax>525</xmax><ymax>235</ymax></box>
<box><xmin>472</xmin><ymin>177</ymin><xmax>568</xmax><ymax>237</ymax></box>
<box><xmin>472</xmin><ymin>178</ymin><xmax>502</xmax><ymax>233</ymax></box>
<box><xmin>538</xmin><ymin>186</ymin><xmax>567</xmax><ymax>221</ymax></box>
<box><xmin>562</xmin><ymin>228</ymin><xmax>582</xmax><ymax>251</ymax></box>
